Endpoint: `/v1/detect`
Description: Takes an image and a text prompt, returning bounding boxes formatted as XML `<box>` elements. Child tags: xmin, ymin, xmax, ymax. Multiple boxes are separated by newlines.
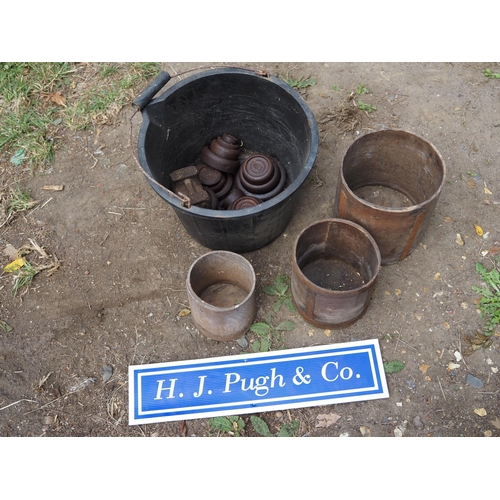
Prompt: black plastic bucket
<box><xmin>134</xmin><ymin>67</ymin><xmax>319</xmax><ymax>253</ymax></box>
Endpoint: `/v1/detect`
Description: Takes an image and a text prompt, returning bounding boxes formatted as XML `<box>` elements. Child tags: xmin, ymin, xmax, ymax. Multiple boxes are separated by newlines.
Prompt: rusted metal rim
<box><xmin>292</xmin><ymin>218</ymin><xmax>381</xmax><ymax>296</ymax></box>
<box><xmin>340</xmin><ymin>129</ymin><xmax>447</xmax><ymax>213</ymax></box>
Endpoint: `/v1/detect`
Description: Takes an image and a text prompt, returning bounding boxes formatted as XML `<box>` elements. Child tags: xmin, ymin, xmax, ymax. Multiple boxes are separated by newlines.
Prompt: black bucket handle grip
<box><xmin>133</xmin><ymin>71</ymin><xmax>172</xmax><ymax>110</ymax></box>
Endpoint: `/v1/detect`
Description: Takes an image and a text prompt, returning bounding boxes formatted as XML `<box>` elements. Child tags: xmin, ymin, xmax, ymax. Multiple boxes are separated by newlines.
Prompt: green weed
<box><xmin>250</xmin><ymin>415</ymin><xmax>299</xmax><ymax>437</ymax></box>
<box><xmin>356</xmin><ymin>84</ymin><xmax>370</xmax><ymax>95</ymax></box>
<box><xmin>250</xmin><ymin>314</ymin><xmax>295</xmax><ymax>353</ymax></box>
<box><xmin>7</xmin><ymin>183</ymin><xmax>38</xmax><ymax>215</ymax></box>
<box><xmin>483</xmin><ymin>68</ymin><xmax>500</xmax><ymax>79</ymax></box>
<box><xmin>280</xmin><ymin>74</ymin><xmax>317</xmax><ymax>89</ymax></box>
<box><xmin>358</xmin><ymin>100</ymin><xmax>377</xmax><ymax>113</ymax></box>
<box><xmin>11</xmin><ymin>260</ymin><xmax>37</xmax><ymax>296</ymax></box>
<box><xmin>263</xmin><ymin>274</ymin><xmax>296</xmax><ymax>313</ymax></box>
<box><xmin>209</xmin><ymin>415</ymin><xmax>245</xmax><ymax>436</ymax></box>
<box><xmin>383</xmin><ymin>360</ymin><xmax>405</xmax><ymax>373</ymax></box>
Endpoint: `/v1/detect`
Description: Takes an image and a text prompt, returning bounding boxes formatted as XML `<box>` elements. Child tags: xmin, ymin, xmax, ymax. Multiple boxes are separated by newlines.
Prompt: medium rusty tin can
<box><xmin>333</xmin><ymin>129</ymin><xmax>446</xmax><ymax>265</ymax></box>
<box><xmin>187</xmin><ymin>251</ymin><xmax>256</xmax><ymax>341</ymax></box>
<box><xmin>291</xmin><ymin>219</ymin><xmax>381</xmax><ymax>329</ymax></box>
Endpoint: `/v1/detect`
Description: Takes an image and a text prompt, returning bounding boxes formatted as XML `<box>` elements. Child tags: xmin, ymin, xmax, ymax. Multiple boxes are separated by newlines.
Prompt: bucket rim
<box><xmin>292</xmin><ymin>218</ymin><xmax>382</xmax><ymax>296</ymax></box>
<box><xmin>136</xmin><ymin>67</ymin><xmax>319</xmax><ymax>219</ymax></box>
<box><xmin>340</xmin><ymin>128</ymin><xmax>447</xmax><ymax>213</ymax></box>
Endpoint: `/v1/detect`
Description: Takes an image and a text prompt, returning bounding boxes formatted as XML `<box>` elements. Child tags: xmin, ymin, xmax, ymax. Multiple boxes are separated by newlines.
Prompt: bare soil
<box><xmin>1</xmin><ymin>62</ymin><xmax>500</xmax><ymax>437</ymax></box>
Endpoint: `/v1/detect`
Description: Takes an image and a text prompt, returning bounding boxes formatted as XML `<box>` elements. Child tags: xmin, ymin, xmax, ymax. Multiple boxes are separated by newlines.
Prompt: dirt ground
<box><xmin>1</xmin><ymin>62</ymin><xmax>499</xmax><ymax>438</ymax></box>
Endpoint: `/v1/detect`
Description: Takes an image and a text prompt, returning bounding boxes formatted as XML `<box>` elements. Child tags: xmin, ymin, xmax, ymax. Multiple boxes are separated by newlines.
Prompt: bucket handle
<box><xmin>133</xmin><ymin>71</ymin><xmax>172</xmax><ymax>111</ymax></box>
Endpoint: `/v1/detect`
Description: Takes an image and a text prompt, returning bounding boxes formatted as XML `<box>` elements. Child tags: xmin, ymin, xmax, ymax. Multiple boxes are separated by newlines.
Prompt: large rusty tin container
<box><xmin>187</xmin><ymin>251</ymin><xmax>256</xmax><ymax>341</ymax></box>
<box><xmin>333</xmin><ymin>129</ymin><xmax>446</xmax><ymax>265</ymax></box>
<box><xmin>291</xmin><ymin>219</ymin><xmax>381</xmax><ymax>329</ymax></box>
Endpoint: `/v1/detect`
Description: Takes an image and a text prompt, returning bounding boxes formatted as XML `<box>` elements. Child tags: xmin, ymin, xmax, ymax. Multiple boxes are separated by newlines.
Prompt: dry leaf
<box><xmin>455</xmin><ymin>234</ymin><xmax>464</xmax><ymax>246</ymax></box>
<box><xmin>359</xmin><ymin>426</ymin><xmax>371</xmax><ymax>437</ymax></box>
<box><xmin>468</xmin><ymin>179</ymin><xmax>476</xmax><ymax>188</ymax></box>
<box><xmin>3</xmin><ymin>243</ymin><xmax>18</xmax><ymax>259</ymax></box>
<box><xmin>324</xmin><ymin>329</ymin><xmax>331</xmax><ymax>337</ymax></box>
<box><xmin>443</xmin><ymin>321</ymin><xmax>450</xmax><ymax>329</ymax></box>
<box><xmin>308</xmin><ymin>329</ymin><xmax>314</xmax><ymax>337</ymax></box>
<box><xmin>491</xmin><ymin>418</ymin><xmax>500</xmax><ymax>430</ymax></box>
<box><xmin>420</xmin><ymin>364</ymin><xmax>430</xmax><ymax>374</ymax></box>
<box><xmin>395</xmin><ymin>289</ymin><xmax>402</xmax><ymax>295</ymax></box>
<box><xmin>474</xmin><ymin>224</ymin><xmax>484</xmax><ymax>236</ymax></box>
<box><xmin>315</xmin><ymin>412</ymin><xmax>341</xmax><ymax>428</ymax></box>
<box><xmin>474</xmin><ymin>408</ymin><xmax>487</xmax><ymax>417</ymax></box>
<box><xmin>177</xmin><ymin>308</ymin><xmax>191</xmax><ymax>317</ymax></box>
<box><xmin>489</xmin><ymin>246</ymin><xmax>500</xmax><ymax>255</ymax></box>
<box><xmin>48</xmin><ymin>92</ymin><xmax>66</xmax><ymax>106</ymax></box>
<box><xmin>484</xmin><ymin>187</ymin><xmax>493</xmax><ymax>195</ymax></box>
<box><xmin>444</xmin><ymin>216</ymin><xmax>453</xmax><ymax>222</ymax></box>
<box><xmin>434</xmin><ymin>272</ymin><xmax>441</xmax><ymax>280</ymax></box>
<box><xmin>43</xmin><ymin>185</ymin><xmax>64</xmax><ymax>191</ymax></box>
<box><xmin>447</xmin><ymin>362</ymin><xmax>460</xmax><ymax>370</ymax></box>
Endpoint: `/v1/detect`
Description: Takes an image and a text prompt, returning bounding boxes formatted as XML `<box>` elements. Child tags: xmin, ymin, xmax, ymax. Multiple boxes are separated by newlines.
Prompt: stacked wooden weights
<box><xmin>170</xmin><ymin>133</ymin><xmax>287</xmax><ymax>210</ymax></box>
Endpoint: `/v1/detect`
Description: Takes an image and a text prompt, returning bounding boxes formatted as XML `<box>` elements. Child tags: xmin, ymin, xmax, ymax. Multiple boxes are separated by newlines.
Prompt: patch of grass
<box><xmin>472</xmin><ymin>261</ymin><xmax>500</xmax><ymax>337</ymax></box>
<box><xmin>0</xmin><ymin>62</ymin><xmax>162</xmax><ymax>171</ymax></box>
<box><xmin>11</xmin><ymin>260</ymin><xmax>37</xmax><ymax>296</ymax></box>
<box><xmin>280</xmin><ymin>74</ymin><xmax>317</xmax><ymax>89</ymax></box>
<box><xmin>358</xmin><ymin>100</ymin><xmax>377</xmax><ymax>113</ymax></box>
<box><xmin>7</xmin><ymin>183</ymin><xmax>38</xmax><ymax>215</ymax></box>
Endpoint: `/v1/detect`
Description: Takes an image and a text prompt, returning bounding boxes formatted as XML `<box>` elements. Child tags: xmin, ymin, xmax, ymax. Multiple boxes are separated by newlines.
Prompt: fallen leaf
<box><xmin>324</xmin><ymin>329</ymin><xmax>331</xmax><ymax>337</ymax></box>
<box><xmin>447</xmin><ymin>362</ymin><xmax>460</xmax><ymax>370</ymax></box>
<box><xmin>468</xmin><ymin>179</ymin><xmax>476</xmax><ymax>188</ymax></box>
<box><xmin>394</xmin><ymin>289</ymin><xmax>402</xmax><ymax>295</ymax></box>
<box><xmin>474</xmin><ymin>224</ymin><xmax>484</xmax><ymax>236</ymax></box>
<box><xmin>434</xmin><ymin>272</ymin><xmax>441</xmax><ymax>280</ymax></box>
<box><xmin>315</xmin><ymin>412</ymin><xmax>341</xmax><ymax>428</ymax></box>
<box><xmin>48</xmin><ymin>92</ymin><xmax>66</xmax><ymax>106</ymax></box>
<box><xmin>461</xmin><ymin>302</ymin><xmax>468</xmax><ymax>309</ymax></box>
<box><xmin>3</xmin><ymin>243</ymin><xmax>18</xmax><ymax>259</ymax></box>
<box><xmin>491</xmin><ymin>418</ymin><xmax>500</xmax><ymax>430</ymax></box>
<box><xmin>443</xmin><ymin>321</ymin><xmax>450</xmax><ymax>329</ymax></box>
<box><xmin>308</xmin><ymin>329</ymin><xmax>314</xmax><ymax>337</ymax></box>
<box><xmin>455</xmin><ymin>234</ymin><xmax>464</xmax><ymax>246</ymax></box>
<box><xmin>484</xmin><ymin>430</ymin><xmax>493</xmax><ymax>437</ymax></box>
<box><xmin>3</xmin><ymin>257</ymin><xmax>26</xmax><ymax>272</ymax></box>
<box><xmin>489</xmin><ymin>246</ymin><xmax>500</xmax><ymax>255</ymax></box>
<box><xmin>0</xmin><ymin>320</ymin><xmax>13</xmax><ymax>332</ymax></box>
<box><xmin>420</xmin><ymin>364</ymin><xmax>430</xmax><ymax>374</ymax></box>
<box><xmin>359</xmin><ymin>426</ymin><xmax>371</xmax><ymax>437</ymax></box>
<box><xmin>474</xmin><ymin>408</ymin><xmax>487</xmax><ymax>417</ymax></box>
<box><xmin>177</xmin><ymin>308</ymin><xmax>191</xmax><ymax>317</ymax></box>
<box><xmin>484</xmin><ymin>187</ymin><xmax>493</xmax><ymax>195</ymax></box>
<box><xmin>444</xmin><ymin>216</ymin><xmax>453</xmax><ymax>222</ymax></box>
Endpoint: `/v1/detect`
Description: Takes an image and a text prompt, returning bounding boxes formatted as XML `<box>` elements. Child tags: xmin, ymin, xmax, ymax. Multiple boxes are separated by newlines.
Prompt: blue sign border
<box><xmin>128</xmin><ymin>339</ymin><xmax>389</xmax><ymax>425</ymax></box>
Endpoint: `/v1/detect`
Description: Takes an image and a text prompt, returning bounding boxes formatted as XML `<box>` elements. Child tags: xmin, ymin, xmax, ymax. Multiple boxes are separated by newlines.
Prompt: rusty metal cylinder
<box><xmin>186</xmin><ymin>251</ymin><xmax>256</xmax><ymax>341</ymax></box>
<box><xmin>333</xmin><ymin>129</ymin><xmax>446</xmax><ymax>265</ymax></box>
<box><xmin>291</xmin><ymin>219</ymin><xmax>381</xmax><ymax>329</ymax></box>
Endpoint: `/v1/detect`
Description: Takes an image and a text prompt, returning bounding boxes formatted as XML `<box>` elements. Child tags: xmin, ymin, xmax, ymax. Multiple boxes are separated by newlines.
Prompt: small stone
<box><xmin>466</xmin><ymin>374</ymin><xmax>483</xmax><ymax>388</ymax></box>
<box><xmin>413</xmin><ymin>415</ymin><xmax>424</xmax><ymax>429</ymax></box>
<box><xmin>102</xmin><ymin>364</ymin><xmax>114</xmax><ymax>383</ymax></box>
<box><xmin>236</xmin><ymin>336</ymin><xmax>248</xmax><ymax>348</ymax></box>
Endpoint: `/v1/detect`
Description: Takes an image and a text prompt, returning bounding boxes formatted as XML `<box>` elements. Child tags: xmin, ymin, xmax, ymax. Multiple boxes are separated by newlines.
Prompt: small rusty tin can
<box><xmin>291</xmin><ymin>219</ymin><xmax>381</xmax><ymax>329</ymax></box>
<box><xmin>333</xmin><ymin>129</ymin><xmax>446</xmax><ymax>265</ymax></box>
<box><xmin>187</xmin><ymin>251</ymin><xmax>256</xmax><ymax>341</ymax></box>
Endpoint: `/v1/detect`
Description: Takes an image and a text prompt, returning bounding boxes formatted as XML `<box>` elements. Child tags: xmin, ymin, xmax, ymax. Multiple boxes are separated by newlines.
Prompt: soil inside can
<box><xmin>301</xmin><ymin>257</ymin><xmax>366</xmax><ymax>291</ymax></box>
<box><xmin>354</xmin><ymin>184</ymin><xmax>414</xmax><ymax>208</ymax></box>
<box><xmin>199</xmin><ymin>282</ymin><xmax>249</xmax><ymax>307</ymax></box>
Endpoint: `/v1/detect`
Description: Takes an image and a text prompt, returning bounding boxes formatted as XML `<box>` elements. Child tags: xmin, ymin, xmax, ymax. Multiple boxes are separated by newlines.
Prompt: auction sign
<box><xmin>128</xmin><ymin>339</ymin><xmax>389</xmax><ymax>425</ymax></box>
